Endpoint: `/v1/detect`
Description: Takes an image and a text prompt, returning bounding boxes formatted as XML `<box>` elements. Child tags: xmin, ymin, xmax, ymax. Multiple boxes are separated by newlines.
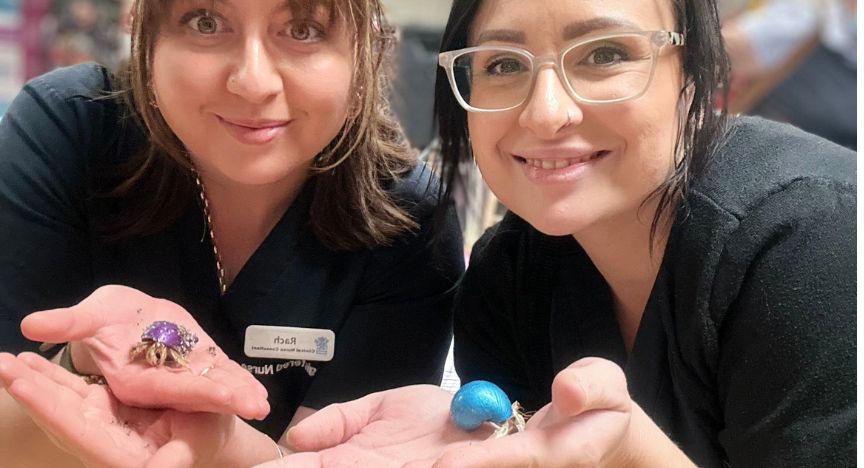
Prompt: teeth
<box><xmin>523</xmin><ymin>154</ymin><xmax>600</xmax><ymax>169</ymax></box>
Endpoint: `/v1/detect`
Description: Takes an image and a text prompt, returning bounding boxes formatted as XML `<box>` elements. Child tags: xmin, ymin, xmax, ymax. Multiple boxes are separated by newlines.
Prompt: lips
<box><xmin>218</xmin><ymin>116</ymin><xmax>291</xmax><ymax>146</ymax></box>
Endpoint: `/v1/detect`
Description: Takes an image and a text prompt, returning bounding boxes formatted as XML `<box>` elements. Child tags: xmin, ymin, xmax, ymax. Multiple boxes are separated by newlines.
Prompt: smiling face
<box><xmin>465</xmin><ymin>0</ymin><xmax>685</xmax><ymax>238</ymax></box>
<box><xmin>151</xmin><ymin>0</ymin><xmax>354</xmax><ymax>189</ymax></box>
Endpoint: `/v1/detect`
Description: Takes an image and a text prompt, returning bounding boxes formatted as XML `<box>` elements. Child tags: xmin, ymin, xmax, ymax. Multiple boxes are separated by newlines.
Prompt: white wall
<box><xmin>380</xmin><ymin>0</ymin><xmax>452</xmax><ymax>27</ymax></box>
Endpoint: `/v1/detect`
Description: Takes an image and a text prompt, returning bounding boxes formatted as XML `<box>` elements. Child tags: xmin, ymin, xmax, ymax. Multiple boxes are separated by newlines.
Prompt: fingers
<box><xmin>255</xmin><ymin>452</ymin><xmax>321</xmax><ymax>468</ymax></box>
<box><xmin>432</xmin><ymin>422</ymin><xmax>606</xmax><ymax>468</ymax></box>
<box><xmin>551</xmin><ymin>357</ymin><xmax>629</xmax><ymax>418</ymax></box>
<box><xmin>195</xmin><ymin>365</ymin><xmax>269</xmax><ymax>420</ymax></box>
<box><xmin>202</xmin><ymin>362</ymin><xmax>270</xmax><ymax>419</ymax></box>
<box><xmin>107</xmin><ymin>365</ymin><xmax>267</xmax><ymax>421</ymax></box>
<box><xmin>16</xmin><ymin>352</ymin><xmax>91</xmax><ymax>398</ymax></box>
<box><xmin>4</xmin><ymin>360</ymin><xmax>139</xmax><ymax>466</ymax></box>
<box><xmin>286</xmin><ymin>393</ymin><xmax>384</xmax><ymax>452</ymax></box>
<box><xmin>146</xmin><ymin>440</ymin><xmax>196</xmax><ymax>468</ymax></box>
<box><xmin>431</xmin><ymin>431</ymin><xmax>546</xmax><ymax>468</ymax></box>
<box><xmin>402</xmin><ymin>458</ymin><xmax>437</xmax><ymax>468</ymax></box>
<box><xmin>211</xmin><ymin>359</ymin><xmax>268</xmax><ymax>399</ymax></box>
<box><xmin>122</xmin><ymin>369</ymin><xmax>232</xmax><ymax>409</ymax></box>
<box><xmin>0</xmin><ymin>352</ymin><xmax>26</xmax><ymax>388</ymax></box>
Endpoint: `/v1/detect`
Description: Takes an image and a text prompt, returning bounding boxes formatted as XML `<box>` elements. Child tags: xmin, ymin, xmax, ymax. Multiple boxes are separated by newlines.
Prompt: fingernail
<box><xmin>38</xmin><ymin>342</ymin><xmax>60</xmax><ymax>352</ymax></box>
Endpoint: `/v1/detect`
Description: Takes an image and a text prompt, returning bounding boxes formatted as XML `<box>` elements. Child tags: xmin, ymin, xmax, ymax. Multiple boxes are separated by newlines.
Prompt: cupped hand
<box><xmin>0</xmin><ymin>352</ymin><xmax>236</xmax><ymax>468</ymax></box>
<box><xmin>255</xmin><ymin>385</ymin><xmax>491</xmax><ymax>468</ymax></box>
<box><xmin>425</xmin><ymin>357</ymin><xmax>634</xmax><ymax>468</ymax></box>
<box><xmin>20</xmin><ymin>285</ymin><xmax>268</xmax><ymax>420</ymax></box>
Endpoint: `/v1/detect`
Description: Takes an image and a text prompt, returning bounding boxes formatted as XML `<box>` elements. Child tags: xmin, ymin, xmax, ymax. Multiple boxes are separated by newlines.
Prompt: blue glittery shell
<box><xmin>450</xmin><ymin>380</ymin><xmax>513</xmax><ymax>430</ymax></box>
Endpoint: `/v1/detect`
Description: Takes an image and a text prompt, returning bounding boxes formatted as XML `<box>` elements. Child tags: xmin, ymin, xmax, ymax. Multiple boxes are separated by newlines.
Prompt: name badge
<box><xmin>244</xmin><ymin>325</ymin><xmax>335</xmax><ymax>362</ymax></box>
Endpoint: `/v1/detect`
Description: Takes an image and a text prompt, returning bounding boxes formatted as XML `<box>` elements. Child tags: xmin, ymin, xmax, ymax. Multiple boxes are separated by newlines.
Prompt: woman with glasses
<box><xmin>0</xmin><ymin>0</ymin><xmax>463</xmax><ymax>466</ymax></box>
<box><xmin>260</xmin><ymin>0</ymin><xmax>855</xmax><ymax>466</ymax></box>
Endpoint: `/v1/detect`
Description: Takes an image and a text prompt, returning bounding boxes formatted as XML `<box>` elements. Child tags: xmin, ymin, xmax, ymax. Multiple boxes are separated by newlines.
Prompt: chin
<box><xmin>514</xmin><ymin>211</ymin><xmax>584</xmax><ymax>238</ymax></box>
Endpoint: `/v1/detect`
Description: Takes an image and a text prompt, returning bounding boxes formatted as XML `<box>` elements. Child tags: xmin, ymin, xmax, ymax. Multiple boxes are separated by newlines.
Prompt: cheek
<box><xmin>625</xmin><ymin>79</ymin><xmax>684</xmax><ymax>179</ymax></box>
<box><xmin>467</xmin><ymin>114</ymin><xmax>508</xmax><ymax>164</ymax></box>
<box><xmin>151</xmin><ymin>46</ymin><xmax>223</xmax><ymax>130</ymax></box>
<box><xmin>297</xmin><ymin>56</ymin><xmax>353</xmax><ymax>117</ymax></box>
<box><xmin>632</xmin><ymin>123</ymin><xmax>675</xmax><ymax>182</ymax></box>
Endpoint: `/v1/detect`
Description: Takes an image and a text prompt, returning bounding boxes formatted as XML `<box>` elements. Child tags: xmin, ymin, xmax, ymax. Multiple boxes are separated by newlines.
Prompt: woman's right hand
<box><xmin>0</xmin><ymin>352</ymin><xmax>237</xmax><ymax>468</ymax></box>
<box><xmin>20</xmin><ymin>285</ymin><xmax>269</xmax><ymax>420</ymax></box>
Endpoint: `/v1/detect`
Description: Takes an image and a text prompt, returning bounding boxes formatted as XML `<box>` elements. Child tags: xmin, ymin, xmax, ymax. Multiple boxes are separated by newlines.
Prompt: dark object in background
<box><xmin>390</xmin><ymin>26</ymin><xmax>444</xmax><ymax>151</ymax></box>
<box><xmin>749</xmin><ymin>44</ymin><xmax>857</xmax><ymax>150</ymax></box>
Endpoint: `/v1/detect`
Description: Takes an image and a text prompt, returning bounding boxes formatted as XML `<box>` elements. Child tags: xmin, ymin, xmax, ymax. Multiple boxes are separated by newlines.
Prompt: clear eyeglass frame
<box><xmin>438</xmin><ymin>30</ymin><xmax>685</xmax><ymax>113</ymax></box>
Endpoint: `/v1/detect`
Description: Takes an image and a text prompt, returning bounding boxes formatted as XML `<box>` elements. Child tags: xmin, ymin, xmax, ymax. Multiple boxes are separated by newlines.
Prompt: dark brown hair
<box><xmin>111</xmin><ymin>0</ymin><xmax>418</xmax><ymax>250</ymax></box>
<box><xmin>434</xmin><ymin>0</ymin><xmax>731</xmax><ymax>244</ymax></box>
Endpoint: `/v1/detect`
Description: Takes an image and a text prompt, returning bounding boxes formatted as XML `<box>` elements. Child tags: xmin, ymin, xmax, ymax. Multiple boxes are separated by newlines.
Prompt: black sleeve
<box><xmin>300</xmin><ymin>191</ymin><xmax>466</xmax><ymax>408</ymax></box>
<box><xmin>715</xmin><ymin>179</ymin><xmax>856</xmax><ymax>466</ymax></box>
<box><xmin>0</xmin><ymin>64</ymin><xmax>114</xmax><ymax>353</ymax></box>
<box><xmin>452</xmin><ymin>219</ymin><xmax>548</xmax><ymax>409</ymax></box>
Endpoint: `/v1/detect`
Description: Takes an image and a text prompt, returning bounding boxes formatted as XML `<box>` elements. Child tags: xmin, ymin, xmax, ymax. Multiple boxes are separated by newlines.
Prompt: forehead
<box><xmin>158</xmin><ymin>0</ymin><xmax>342</xmax><ymax>21</ymax></box>
<box><xmin>469</xmin><ymin>0</ymin><xmax>676</xmax><ymax>45</ymax></box>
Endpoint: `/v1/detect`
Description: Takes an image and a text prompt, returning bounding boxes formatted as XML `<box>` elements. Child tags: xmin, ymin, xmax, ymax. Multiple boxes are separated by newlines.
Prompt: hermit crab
<box><xmin>450</xmin><ymin>380</ymin><xmax>526</xmax><ymax>439</ymax></box>
<box><xmin>129</xmin><ymin>320</ymin><xmax>199</xmax><ymax>367</ymax></box>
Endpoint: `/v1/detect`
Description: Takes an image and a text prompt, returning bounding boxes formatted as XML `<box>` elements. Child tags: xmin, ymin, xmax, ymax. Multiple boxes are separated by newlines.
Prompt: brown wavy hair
<box><xmin>111</xmin><ymin>0</ymin><xmax>418</xmax><ymax>250</ymax></box>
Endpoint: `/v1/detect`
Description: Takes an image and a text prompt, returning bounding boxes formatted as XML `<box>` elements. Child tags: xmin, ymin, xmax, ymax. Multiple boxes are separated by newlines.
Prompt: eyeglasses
<box><xmin>438</xmin><ymin>30</ymin><xmax>685</xmax><ymax>113</ymax></box>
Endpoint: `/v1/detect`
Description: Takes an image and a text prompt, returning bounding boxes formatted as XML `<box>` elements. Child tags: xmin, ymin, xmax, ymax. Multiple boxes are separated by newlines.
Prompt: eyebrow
<box><xmin>474</xmin><ymin>17</ymin><xmax>643</xmax><ymax>45</ymax></box>
<box><xmin>562</xmin><ymin>17</ymin><xmax>642</xmax><ymax>40</ymax></box>
<box><xmin>475</xmin><ymin>29</ymin><xmax>526</xmax><ymax>45</ymax></box>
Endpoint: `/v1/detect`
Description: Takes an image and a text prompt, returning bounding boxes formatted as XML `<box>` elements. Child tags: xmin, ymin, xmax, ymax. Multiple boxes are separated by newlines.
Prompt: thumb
<box><xmin>286</xmin><ymin>393</ymin><xmax>384</xmax><ymax>452</ymax></box>
<box><xmin>21</xmin><ymin>306</ymin><xmax>116</xmax><ymax>343</ymax></box>
<box><xmin>145</xmin><ymin>439</ymin><xmax>196</xmax><ymax>468</ymax></box>
<box><xmin>22</xmin><ymin>285</ymin><xmax>149</xmax><ymax>343</ymax></box>
<box><xmin>551</xmin><ymin>357</ymin><xmax>629</xmax><ymax>420</ymax></box>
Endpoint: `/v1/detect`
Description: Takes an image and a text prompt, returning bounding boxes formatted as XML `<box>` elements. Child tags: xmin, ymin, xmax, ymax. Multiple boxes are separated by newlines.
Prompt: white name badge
<box><xmin>244</xmin><ymin>325</ymin><xmax>335</xmax><ymax>362</ymax></box>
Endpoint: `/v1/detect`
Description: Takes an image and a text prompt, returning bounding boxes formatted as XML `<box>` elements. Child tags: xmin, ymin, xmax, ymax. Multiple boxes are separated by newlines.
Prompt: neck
<box><xmin>574</xmin><ymin>207</ymin><xmax>671</xmax><ymax>353</ymax></box>
<box><xmin>198</xmin><ymin>170</ymin><xmax>308</xmax><ymax>288</ymax></box>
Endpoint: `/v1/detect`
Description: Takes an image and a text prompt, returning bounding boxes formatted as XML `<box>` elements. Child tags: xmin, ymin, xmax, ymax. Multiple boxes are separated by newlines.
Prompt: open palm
<box><xmin>0</xmin><ymin>352</ymin><xmax>235</xmax><ymax>468</ymax></box>
<box><xmin>20</xmin><ymin>285</ymin><xmax>268</xmax><ymax>420</ymax></box>
<box><xmin>265</xmin><ymin>385</ymin><xmax>491</xmax><ymax>468</ymax></box>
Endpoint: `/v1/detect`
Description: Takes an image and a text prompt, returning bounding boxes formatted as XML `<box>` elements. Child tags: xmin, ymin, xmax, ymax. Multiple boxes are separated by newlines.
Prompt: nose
<box><xmin>227</xmin><ymin>37</ymin><xmax>282</xmax><ymax>104</ymax></box>
<box><xmin>518</xmin><ymin>66</ymin><xmax>583</xmax><ymax>138</ymax></box>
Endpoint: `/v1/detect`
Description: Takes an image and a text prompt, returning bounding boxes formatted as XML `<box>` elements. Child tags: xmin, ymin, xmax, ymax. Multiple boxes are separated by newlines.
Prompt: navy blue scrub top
<box><xmin>0</xmin><ymin>63</ymin><xmax>465</xmax><ymax>439</ymax></box>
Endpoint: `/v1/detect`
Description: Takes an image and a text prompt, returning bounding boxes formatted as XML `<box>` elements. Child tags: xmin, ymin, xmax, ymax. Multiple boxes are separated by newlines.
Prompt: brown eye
<box><xmin>196</xmin><ymin>15</ymin><xmax>218</xmax><ymax>34</ymax></box>
<box><xmin>288</xmin><ymin>23</ymin><xmax>324</xmax><ymax>42</ymax></box>
<box><xmin>591</xmin><ymin>48</ymin><xmax>621</xmax><ymax>65</ymax></box>
<box><xmin>179</xmin><ymin>9</ymin><xmax>225</xmax><ymax>35</ymax></box>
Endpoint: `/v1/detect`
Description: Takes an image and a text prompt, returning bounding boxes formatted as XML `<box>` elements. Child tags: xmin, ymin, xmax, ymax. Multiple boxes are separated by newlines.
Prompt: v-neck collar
<box><xmin>181</xmin><ymin>180</ymin><xmax>315</xmax><ymax>301</ymax></box>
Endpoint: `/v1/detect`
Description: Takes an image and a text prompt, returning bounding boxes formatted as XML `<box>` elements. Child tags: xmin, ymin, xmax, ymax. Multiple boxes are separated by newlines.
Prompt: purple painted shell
<box><xmin>141</xmin><ymin>321</ymin><xmax>198</xmax><ymax>355</ymax></box>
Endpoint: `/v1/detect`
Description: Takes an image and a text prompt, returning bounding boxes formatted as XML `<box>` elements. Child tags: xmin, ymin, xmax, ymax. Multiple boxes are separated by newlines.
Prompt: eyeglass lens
<box><xmin>451</xmin><ymin>34</ymin><xmax>657</xmax><ymax>110</ymax></box>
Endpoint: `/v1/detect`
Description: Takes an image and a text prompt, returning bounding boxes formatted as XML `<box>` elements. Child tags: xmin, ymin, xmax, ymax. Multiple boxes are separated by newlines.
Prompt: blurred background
<box><xmin>0</xmin><ymin>0</ymin><xmax>857</xmax><ymax>242</ymax></box>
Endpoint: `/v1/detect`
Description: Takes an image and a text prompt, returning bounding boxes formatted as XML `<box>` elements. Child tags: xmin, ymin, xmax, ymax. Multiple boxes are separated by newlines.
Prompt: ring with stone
<box><xmin>129</xmin><ymin>320</ymin><xmax>199</xmax><ymax>368</ymax></box>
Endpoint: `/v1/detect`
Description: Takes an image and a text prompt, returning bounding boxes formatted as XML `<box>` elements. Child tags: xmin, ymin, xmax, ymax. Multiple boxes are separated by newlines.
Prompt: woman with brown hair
<box><xmin>0</xmin><ymin>0</ymin><xmax>463</xmax><ymax>465</ymax></box>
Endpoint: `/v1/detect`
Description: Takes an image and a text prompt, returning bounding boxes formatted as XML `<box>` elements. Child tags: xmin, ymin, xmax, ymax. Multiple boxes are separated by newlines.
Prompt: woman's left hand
<box><xmin>425</xmin><ymin>358</ymin><xmax>693</xmax><ymax>468</ymax></box>
<box><xmin>256</xmin><ymin>385</ymin><xmax>490</xmax><ymax>468</ymax></box>
<box><xmin>421</xmin><ymin>358</ymin><xmax>632</xmax><ymax>468</ymax></box>
<box><xmin>266</xmin><ymin>358</ymin><xmax>692</xmax><ymax>468</ymax></box>
<box><xmin>0</xmin><ymin>352</ymin><xmax>236</xmax><ymax>468</ymax></box>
